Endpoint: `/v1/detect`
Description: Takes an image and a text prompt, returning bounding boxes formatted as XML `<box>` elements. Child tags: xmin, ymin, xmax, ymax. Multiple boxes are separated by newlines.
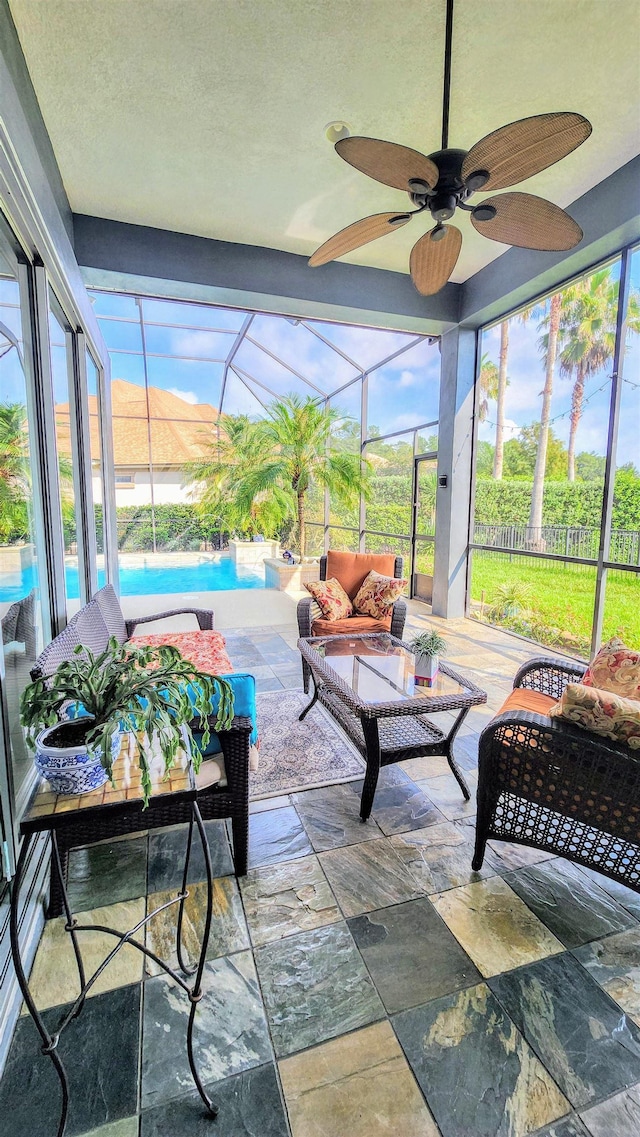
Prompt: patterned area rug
<box><xmin>250</xmin><ymin>689</ymin><xmax>366</xmax><ymax>800</ymax></box>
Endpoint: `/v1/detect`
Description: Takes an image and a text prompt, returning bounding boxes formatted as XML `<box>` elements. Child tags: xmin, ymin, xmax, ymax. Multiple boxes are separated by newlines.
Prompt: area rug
<box><xmin>250</xmin><ymin>689</ymin><xmax>366</xmax><ymax>800</ymax></box>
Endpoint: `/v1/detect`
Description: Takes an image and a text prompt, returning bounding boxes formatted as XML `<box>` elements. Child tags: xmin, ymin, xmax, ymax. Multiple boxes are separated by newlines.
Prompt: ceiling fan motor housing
<box><xmin>416</xmin><ymin>148</ymin><xmax>474</xmax><ymax>222</ymax></box>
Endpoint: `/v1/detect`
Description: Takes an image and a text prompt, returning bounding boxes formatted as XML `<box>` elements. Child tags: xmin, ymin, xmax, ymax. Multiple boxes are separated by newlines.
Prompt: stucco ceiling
<box><xmin>9</xmin><ymin>0</ymin><xmax>640</xmax><ymax>285</ymax></box>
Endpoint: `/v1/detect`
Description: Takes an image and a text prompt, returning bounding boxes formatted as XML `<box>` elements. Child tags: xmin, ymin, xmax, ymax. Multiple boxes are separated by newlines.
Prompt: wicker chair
<box><xmin>297</xmin><ymin>551</ymin><xmax>407</xmax><ymax>693</ymax></box>
<box><xmin>472</xmin><ymin>657</ymin><xmax>640</xmax><ymax>892</ymax></box>
<box><xmin>30</xmin><ymin>586</ymin><xmax>252</xmax><ymax>915</ymax></box>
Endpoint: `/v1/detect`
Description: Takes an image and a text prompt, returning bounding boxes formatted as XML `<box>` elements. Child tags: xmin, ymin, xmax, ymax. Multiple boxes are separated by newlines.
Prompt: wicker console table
<box><xmin>298</xmin><ymin>632</ymin><xmax>487</xmax><ymax>820</ymax></box>
<box><xmin>10</xmin><ymin>740</ymin><xmax>221</xmax><ymax>1137</ymax></box>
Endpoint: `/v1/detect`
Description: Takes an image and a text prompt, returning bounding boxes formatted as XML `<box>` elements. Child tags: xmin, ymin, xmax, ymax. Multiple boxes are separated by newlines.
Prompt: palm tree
<box><xmin>0</xmin><ymin>402</ymin><xmax>30</xmax><ymax>542</ymax></box>
<box><xmin>521</xmin><ymin>292</ymin><xmax>563</xmax><ymax>538</ymax></box>
<box><xmin>190</xmin><ymin>395</ymin><xmax>370</xmax><ymax>557</ymax></box>
<box><xmin>558</xmin><ymin>270</ymin><xmax>640</xmax><ymax>480</ymax></box>
<box><xmin>478</xmin><ymin>322</ymin><xmax>509</xmax><ymax>479</ymax></box>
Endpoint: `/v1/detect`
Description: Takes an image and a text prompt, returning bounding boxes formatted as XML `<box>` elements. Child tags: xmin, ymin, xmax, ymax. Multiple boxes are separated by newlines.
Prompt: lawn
<box><xmin>470</xmin><ymin>552</ymin><xmax>640</xmax><ymax>656</ymax></box>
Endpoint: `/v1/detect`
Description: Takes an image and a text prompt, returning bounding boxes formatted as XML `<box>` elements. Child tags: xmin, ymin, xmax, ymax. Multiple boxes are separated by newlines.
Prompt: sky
<box><xmin>478</xmin><ymin>256</ymin><xmax>640</xmax><ymax>470</ymax></box>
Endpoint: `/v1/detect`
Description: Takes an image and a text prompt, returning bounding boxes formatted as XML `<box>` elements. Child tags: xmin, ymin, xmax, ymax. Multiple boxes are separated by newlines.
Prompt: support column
<box><xmin>432</xmin><ymin>326</ymin><xmax>476</xmax><ymax>618</ymax></box>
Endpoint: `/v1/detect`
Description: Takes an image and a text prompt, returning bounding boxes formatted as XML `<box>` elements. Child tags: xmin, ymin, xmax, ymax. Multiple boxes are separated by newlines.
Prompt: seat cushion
<box><xmin>311</xmin><ymin>613</ymin><xmax>392</xmax><ymax>636</ymax></box>
<box><xmin>496</xmin><ymin>688</ymin><xmax>557</xmax><ymax>718</ymax></box>
<box><xmin>326</xmin><ymin>551</ymin><xmax>397</xmax><ymax>601</ymax></box>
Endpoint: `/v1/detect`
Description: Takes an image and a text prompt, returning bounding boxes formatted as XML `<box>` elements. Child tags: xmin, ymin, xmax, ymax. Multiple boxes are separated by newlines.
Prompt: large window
<box><xmin>471</xmin><ymin>248</ymin><xmax>639</xmax><ymax>657</ymax></box>
<box><xmin>89</xmin><ymin>292</ymin><xmax>441</xmax><ymax>593</ymax></box>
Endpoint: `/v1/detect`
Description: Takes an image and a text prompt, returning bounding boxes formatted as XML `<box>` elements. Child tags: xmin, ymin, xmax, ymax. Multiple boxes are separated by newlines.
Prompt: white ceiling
<box><xmin>9</xmin><ymin>0</ymin><xmax>640</xmax><ymax>285</ymax></box>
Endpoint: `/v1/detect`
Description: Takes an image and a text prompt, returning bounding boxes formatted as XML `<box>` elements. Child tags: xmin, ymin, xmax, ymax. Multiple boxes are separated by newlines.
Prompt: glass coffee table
<box><xmin>298</xmin><ymin>632</ymin><xmax>487</xmax><ymax>821</ymax></box>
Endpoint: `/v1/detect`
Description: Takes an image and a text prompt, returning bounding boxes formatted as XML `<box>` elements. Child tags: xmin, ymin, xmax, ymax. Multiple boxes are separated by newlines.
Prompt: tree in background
<box><xmin>558</xmin><ymin>269</ymin><xmax>640</xmax><ymax>481</ymax></box>
<box><xmin>523</xmin><ymin>292</ymin><xmax>562</xmax><ymax>537</ymax></box>
<box><xmin>0</xmin><ymin>402</ymin><xmax>29</xmax><ymax>542</ymax></box>
<box><xmin>189</xmin><ymin>396</ymin><xmax>369</xmax><ymax>557</ymax></box>
<box><xmin>478</xmin><ymin>324</ymin><xmax>509</xmax><ymax>479</ymax></box>
<box><xmin>502</xmin><ymin>424</ymin><xmax>569</xmax><ymax>480</ymax></box>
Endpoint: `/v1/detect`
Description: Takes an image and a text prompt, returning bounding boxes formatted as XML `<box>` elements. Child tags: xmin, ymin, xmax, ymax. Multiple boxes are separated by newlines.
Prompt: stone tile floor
<box><xmin>1</xmin><ymin>611</ymin><xmax>639</xmax><ymax>1137</ymax></box>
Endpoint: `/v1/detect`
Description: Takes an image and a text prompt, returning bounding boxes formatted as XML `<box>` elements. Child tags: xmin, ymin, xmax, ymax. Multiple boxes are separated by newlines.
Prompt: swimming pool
<box><xmin>0</xmin><ymin>554</ymin><xmax>266</xmax><ymax>604</ymax></box>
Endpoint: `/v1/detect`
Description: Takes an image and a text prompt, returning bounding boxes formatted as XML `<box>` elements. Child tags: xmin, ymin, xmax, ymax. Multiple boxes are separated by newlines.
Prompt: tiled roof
<box><xmin>55</xmin><ymin>378</ymin><xmax>220</xmax><ymax>469</ymax></box>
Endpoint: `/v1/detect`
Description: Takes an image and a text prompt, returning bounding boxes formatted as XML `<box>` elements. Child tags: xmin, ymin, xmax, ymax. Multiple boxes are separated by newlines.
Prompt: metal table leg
<box><xmin>360</xmin><ymin>716</ymin><xmax>381</xmax><ymax>822</ymax></box>
<box><xmin>10</xmin><ymin>832</ymin><xmax>70</xmax><ymax>1137</ymax></box>
<box><xmin>443</xmin><ymin>708</ymin><xmax>471</xmax><ymax>800</ymax></box>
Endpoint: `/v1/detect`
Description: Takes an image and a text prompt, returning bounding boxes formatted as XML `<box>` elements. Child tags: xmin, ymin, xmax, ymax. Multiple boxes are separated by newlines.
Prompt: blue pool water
<box><xmin>0</xmin><ymin>556</ymin><xmax>265</xmax><ymax>604</ymax></box>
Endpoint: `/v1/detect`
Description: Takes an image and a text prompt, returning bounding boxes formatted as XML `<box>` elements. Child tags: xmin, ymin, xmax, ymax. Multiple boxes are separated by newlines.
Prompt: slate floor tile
<box><xmin>144</xmin><ymin>877</ymin><xmax>249</xmax><ymax>975</ymax></box>
<box><xmin>393</xmin><ymin>983</ymin><xmax>569</xmax><ymax>1137</ymax></box>
<box><xmin>573</xmin><ymin>866</ymin><xmax>640</xmax><ymax>920</ymax></box>
<box><xmin>579</xmin><ymin>1082</ymin><xmax>640</xmax><ymax>1136</ymax></box>
<box><xmin>0</xmin><ymin>984</ymin><xmax>140</xmax><ymax>1137</ymax></box>
<box><xmin>415</xmin><ymin>771</ymin><xmax>478</xmax><ymax>821</ymax></box>
<box><xmin>348</xmin><ymin>897</ymin><xmax>480</xmax><ymax>1013</ymax></box>
<box><xmin>240</xmin><ymin>854</ymin><xmax>340</xmax><ymax>947</ymax></box>
<box><xmin>318</xmin><ymin>838</ymin><xmax>422</xmax><ymax>918</ymax></box>
<box><xmin>530</xmin><ymin>1118</ymin><xmax>589</xmax><ymax>1137</ymax></box>
<box><xmin>388</xmin><ymin>820</ymin><xmax>496</xmax><ymax>893</ymax></box>
<box><xmin>140</xmin><ymin>1063</ymin><xmax>290</xmax><ymax>1137</ymax></box>
<box><xmin>23</xmin><ymin>898</ymin><xmax>145</xmax><ymax>1010</ymax></box>
<box><xmin>486</xmin><ymin>841</ymin><xmax>557</xmax><ymax>873</ymax></box>
<box><xmin>431</xmin><ymin>876</ymin><xmax>564</xmax><ymax>977</ymax></box>
<box><xmin>279</xmin><ymin>1020</ymin><xmax>439</xmax><ymax>1137</ymax></box>
<box><xmin>573</xmin><ymin>927</ymin><xmax>640</xmax><ymax>1026</ymax></box>
<box><xmin>247</xmin><ymin>805</ymin><xmax>313</xmax><ymax>869</ymax></box>
<box><xmin>77</xmin><ymin>1121</ymin><xmax>139</xmax><ymax>1137</ymax></box>
<box><xmin>504</xmin><ymin>860</ymin><xmax>637</xmax><ymax>948</ymax></box>
<box><xmin>141</xmin><ymin>950</ymin><xmax>272</xmax><ymax>1109</ymax></box>
<box><xmin>292</xmin><ymin>783</ymin><xmax>383</xmax><ymax>851</ymax></box>
<box><xmin>254</xmin><ymin>921</ymin><xmax>384</xmax><ymax>1057</ymax></box>
<box><xmin>347</xmin><ymin>772</ymin><xmax>444</xmax><ymax>835</ymax></box>
<box><xmin>67</xmin><ymin>834</ymin><xmax>147</xmax><ymax>910</ymax></box>
<box><xmin>147</xmin><ymin>820</ymin><xmax>233</xmax><ymax>893</ymax></box>
<box><xmin>489</xmin><ymin>952</ymin><xmax>640</xmax><ymax>1109</ymax></box>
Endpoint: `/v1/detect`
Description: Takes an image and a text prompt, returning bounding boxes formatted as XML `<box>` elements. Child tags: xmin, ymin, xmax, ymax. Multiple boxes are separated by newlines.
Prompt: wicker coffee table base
<box><xmin>300</xmin><ymin>678</ymin><xmax>472</xmax><ymax>820</ymax></box>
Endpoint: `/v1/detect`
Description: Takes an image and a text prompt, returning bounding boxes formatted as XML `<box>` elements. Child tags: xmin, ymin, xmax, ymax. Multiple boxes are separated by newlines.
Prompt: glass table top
<box><xmin>308</xmin><ymin>634</ymin><xmax>472</xmax><ymax>705</ymax></box>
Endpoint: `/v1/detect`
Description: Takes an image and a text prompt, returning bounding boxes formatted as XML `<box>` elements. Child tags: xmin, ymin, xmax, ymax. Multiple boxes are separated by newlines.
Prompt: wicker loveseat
<box><xmin>297</xmin><ymin>551</ymin><xmax>407</xmax><ymax>693</ymax></box>
<box><xmin>30</xmin><ymin>585</ymin><xmax>254</xmax><ymax>915</ymax></box>
<box><xmin>472</xmin><ymin>656</ymin><xmax>640</xmax><ymax>892</ymax></box>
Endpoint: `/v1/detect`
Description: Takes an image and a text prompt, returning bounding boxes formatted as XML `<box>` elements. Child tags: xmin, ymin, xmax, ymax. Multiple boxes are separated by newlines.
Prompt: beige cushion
<box><xmin>550</xmin><ymin>683</ymin><xmax>640</xmax><ymax>749</ymax></box>
<box><xmin>353</xmin><ymin>570</ymin><xmax>407</xmax><ymax>619</ymax></box>
<box><xmin>194</xmin><ymin>743</ymin><xmax>260</xmax><ymax>790</ymax></box>
<box><xmin>583</xmin><ymin>637</ymin><xmax>640</xmax><ymax>701</ymax></box>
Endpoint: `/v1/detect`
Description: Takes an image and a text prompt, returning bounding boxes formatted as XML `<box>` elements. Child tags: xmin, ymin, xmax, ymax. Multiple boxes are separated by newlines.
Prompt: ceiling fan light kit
<box><xmin>309</xmin><ymin>0</ymin><xmax>592</xmax><ymax>296</ymax></box>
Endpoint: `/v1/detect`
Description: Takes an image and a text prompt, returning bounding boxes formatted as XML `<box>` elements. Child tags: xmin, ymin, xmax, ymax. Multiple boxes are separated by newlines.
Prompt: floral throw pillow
<box><xmin>583</xmin><ymin>637</ymin><xmax>640</xmax><ymax>701</ymax></box>
<box><xmin>550</xmin><ymin>683</ymin><xmax>640</xmax><ymax>749</ymax></box>
<box><xmin>305</xmin><ymin>578</ymin><xmax>353</xmax><ymax>621</ymax></box>
<box><xmin>353</xmin><ymin>570</ymin><xmax>407</xmax><ymax>619</ymax></box>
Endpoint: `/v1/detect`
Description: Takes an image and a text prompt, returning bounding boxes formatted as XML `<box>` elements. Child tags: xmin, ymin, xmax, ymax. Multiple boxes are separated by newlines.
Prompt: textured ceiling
<box><xmin>9</xmin><ymin>0</ymin><xmax>640</xmax><ymax>284</ymax></box>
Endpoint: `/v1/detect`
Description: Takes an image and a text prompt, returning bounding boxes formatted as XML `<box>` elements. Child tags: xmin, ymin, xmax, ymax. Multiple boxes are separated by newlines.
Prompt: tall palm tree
<box><xmin>189</xmin><ymin>396</ymin><xmax>370</xmax><ymax>556</ymax></box>
<box><xmin>521</xmin><ymin>292</ymin><xmax>563</xmax><ymax>537</ymax></box>
<box><xmin>558</xmin><ymin>270</ymin><xmax>640</xmax><ymax>480</ymax></box>
<box><xmin>0</xmin><ymin>402</ymin><xmax>30</xmax><ymax>541</ymax></box>
<box><xmin>478</xmin><ymin>323</ymin><xmax>510</xmax><ymax>479</ymax></box>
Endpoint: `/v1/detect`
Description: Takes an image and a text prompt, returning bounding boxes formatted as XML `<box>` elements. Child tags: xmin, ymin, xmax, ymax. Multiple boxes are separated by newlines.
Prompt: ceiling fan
<box><xmin>308</xmin><ymin>0</ymin><xmax>592</xmax><ymax>296</ymax></box>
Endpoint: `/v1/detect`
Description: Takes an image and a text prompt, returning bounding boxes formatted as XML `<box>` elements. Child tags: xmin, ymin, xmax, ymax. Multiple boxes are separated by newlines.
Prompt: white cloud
<box><xmin>168</xmin><ymin>387</ymin><xmax>199</xmax><ymax>404</ymax></box>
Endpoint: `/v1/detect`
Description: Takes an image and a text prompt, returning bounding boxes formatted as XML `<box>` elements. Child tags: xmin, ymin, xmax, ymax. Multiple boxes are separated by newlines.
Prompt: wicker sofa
<box><xmin>472</xmin><ymin>656</ymin><xmax>640</xmax><ymax>892</ymax></box>
<box><xmin>30</xmin><ymin>585</ymin><xmax>253</xmax><ymax>915</ymax></box>
<box><xmin>297</xmin><ymin>551</ymin><xmax>407</xmax><ymax>693</ymax></box>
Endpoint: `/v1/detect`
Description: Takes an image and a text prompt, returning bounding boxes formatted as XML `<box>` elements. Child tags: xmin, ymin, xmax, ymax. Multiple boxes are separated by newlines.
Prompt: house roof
<box><xmin>55</xmin><ymin>378</ymin><xmax>220</xmax><ymax>469</ymax></box>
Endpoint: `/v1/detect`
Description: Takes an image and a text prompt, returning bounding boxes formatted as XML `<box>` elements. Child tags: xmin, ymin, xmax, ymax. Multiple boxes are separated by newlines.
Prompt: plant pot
<box><xmin>415</xmin><ymin>652</ymin><xmax>439</xmax><ymax>688</ymax></box>
<box><xmin>34</xmin><ymin>718</ymin><xmax>121</xmax><ymax>795</ymax></box>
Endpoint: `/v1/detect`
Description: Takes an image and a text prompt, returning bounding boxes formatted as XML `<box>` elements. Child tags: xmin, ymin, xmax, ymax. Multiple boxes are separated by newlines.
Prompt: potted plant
<box><xmin>20</xmin><ymin>638</ymin><xmax>234</xmax><ymax>805</ymax></box>
<box><xmin>409</xmin><ymin>629</ymin><xmax>447</xmax><ymax>687</ymax></box>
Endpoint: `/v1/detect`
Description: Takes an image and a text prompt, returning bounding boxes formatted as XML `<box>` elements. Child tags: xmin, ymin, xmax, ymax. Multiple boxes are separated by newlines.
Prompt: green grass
<box><xmin>470</xmin><ymin>552</ymin><xmax>640</xmax><ymax>656</ymax></box>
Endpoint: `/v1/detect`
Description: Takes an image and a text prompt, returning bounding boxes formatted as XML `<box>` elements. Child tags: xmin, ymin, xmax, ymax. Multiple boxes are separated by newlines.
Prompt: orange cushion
<box><xmin>496</xmin><ymin>689</ymin><xmax>557</xmax><ymax>718</ymax></box>
<box><xmin>130</xmin><ymin>630</ymin><xmax>234</xmax><ymax>674</ymax></box>
<box><xmin>327</xmin><ymin>551</ymin><xmax>397</xmax><ymax>601</ymax></box>
<box><xmin>311</xmin><ymin>613</ymin><xmax>392</xmax><ymax>636</ymax></box>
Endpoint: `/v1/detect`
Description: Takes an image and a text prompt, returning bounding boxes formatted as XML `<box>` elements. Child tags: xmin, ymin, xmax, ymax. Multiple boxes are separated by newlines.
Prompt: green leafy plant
<box><xmin>20</xmin><ymin>638</ymin><xmax>234</xmax><ymax>805</ymax></box>
<box><xmin>409</xmin><ymin>630</ymin><xmax>447</xmax><ymax>657</ymax></box>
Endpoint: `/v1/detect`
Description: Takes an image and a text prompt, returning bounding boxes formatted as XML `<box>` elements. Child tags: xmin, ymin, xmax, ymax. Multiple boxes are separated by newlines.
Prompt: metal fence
<box><xmin>473</xmin><ymin>523</ymin><xmax>640</xmax><ymax>566</ymax></box>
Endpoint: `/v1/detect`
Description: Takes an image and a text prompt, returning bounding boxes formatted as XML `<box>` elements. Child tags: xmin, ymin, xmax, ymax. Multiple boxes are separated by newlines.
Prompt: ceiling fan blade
<box><xmin>462</xmin><ymin>112</ymin><xmax>592</xmax><ymax>192</ymax></box>
<box><xmin>335</xmin><ymin>137</ymin><xmax>439</xmax><ymax>193</ymax></box>
<box><xmin>308</xmin><ymin>211</ymin><xmax>412</xmax><ymax>267</ymax></box>
<box><xmin>470</xmin><ymin>192</ymin><xmax>583</xmax><ymax>250</ymax></box>
<box><xmin>410</xmin><ymin>224</ymin><xmax>462</xmax><ymax>295</ymax></box>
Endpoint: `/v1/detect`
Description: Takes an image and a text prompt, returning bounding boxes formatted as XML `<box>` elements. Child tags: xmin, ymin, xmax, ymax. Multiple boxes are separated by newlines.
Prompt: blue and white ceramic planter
<box><xmin>34</xmin><ymin>721</ymin><xmax>121</xmax><ymax>795</ymax></box>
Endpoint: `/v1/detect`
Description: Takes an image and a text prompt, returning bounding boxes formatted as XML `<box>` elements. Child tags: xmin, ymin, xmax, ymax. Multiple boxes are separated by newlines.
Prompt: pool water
<box><xmin>0</xmin><ymin>555</ymin><xmax>265</xmax><ymax>604</ymax></box>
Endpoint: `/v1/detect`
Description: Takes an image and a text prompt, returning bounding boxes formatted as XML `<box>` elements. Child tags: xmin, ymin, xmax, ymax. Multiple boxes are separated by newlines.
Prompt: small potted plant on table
<box><xmin>409</xmin><ymin>629</ymin><xmax>447</xmax><ymax>688</ymax></box>
<box><xmin>20</xmin><ymin>638</ymin><xmax>234</xmax><ymax>805</ymax></box>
